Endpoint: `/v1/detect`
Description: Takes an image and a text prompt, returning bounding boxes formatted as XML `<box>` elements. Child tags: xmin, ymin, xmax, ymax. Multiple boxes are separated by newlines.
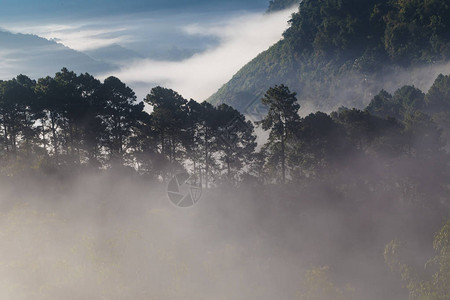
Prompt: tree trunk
<box><xmin>227</xmin><ymin>154</ymin><xmax>231</xmax><ymax>179</ymax></box>
<box><xmin>281</xmin><ymin>131</ymin><xmax>286</xmax><ymax>184</ymax></box>
<box><xmin>50</xmin><ymin>114</ymin><xmax>59</xmax><ymax>163</ymax></box>
<box><xmin>204</xmin><ymin>128</ymin><xmax>209</xmax><ymax>189</ymax></box>
<box><xmin>41</xmin><ymin>124</ymin><xmax>47</xmax><ymax>153</ymax></box>
<box><xmin>3</xmin><ymin>119</ymin><xmax>9</xmax><ymax>153</ymax></box>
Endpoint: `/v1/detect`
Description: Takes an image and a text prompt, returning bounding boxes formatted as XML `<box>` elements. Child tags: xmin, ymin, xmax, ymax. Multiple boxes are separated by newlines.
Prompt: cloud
<box><xmin>44</xmin><ymin>28</ymin><xmax>130</xmax><ymax>51</ymax></box>
<box><xmin>102</xmin><ymin>8</ymin><xmax>297</xmax><ymax>101</ymax></box>
<box><xmin>3</xmin><ymin>23</ymin><xmax>131</xmax><ymax>51</ymax></box>
<box><xmin>0</xmin><ymin>8</ymin><xmax>295</xmax><ymax>100</ymax></box>
<box><xmin>0</xmin><ymin>50</ymin><xmax>23</xmax><ymax>78</ymax></box>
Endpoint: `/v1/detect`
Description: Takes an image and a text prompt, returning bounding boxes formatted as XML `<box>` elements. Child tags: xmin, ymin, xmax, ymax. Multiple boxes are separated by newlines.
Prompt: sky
<box><xmin>0</xmin><ymin>0</ymin><xmax>297</xmax><ymax>100</ymax></box>
<box><xmin>0</xmin><ymin>0</ymin><xmax>270</xmax><ymax>18</ymax></box>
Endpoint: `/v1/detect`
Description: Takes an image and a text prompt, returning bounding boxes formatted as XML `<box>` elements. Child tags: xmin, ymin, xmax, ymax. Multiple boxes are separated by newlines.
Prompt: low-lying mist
<box><xmin>106</xmin><ymin>7</ymin><xmax>297</xmax><ymax>101</ymax></box>
<box><xmin>0</xmin><ymin>160</ymin><xmax>446</xmax><ymax>299</ymax></box>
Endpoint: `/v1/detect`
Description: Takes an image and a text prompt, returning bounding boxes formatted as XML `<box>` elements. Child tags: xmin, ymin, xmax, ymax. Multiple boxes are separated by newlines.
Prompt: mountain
<box><xmin>267</xmin><ymin>0</ymin><xmax>300</xmax><ymax>13</ymax></box>
<box><xmin>0</xmin><ymin>30</ymin><xmax>113</xmax><ymax>79</ymax></box>
<box><xmin>85</xmin><ymin>43</ymin><xmax>199</xmax><ymax>66</ymax></box>
<box><xmin>146</xmin><ymin>46</ymin><xmax>201</xmax><ymax>61</ymax></box>
<box><xmin>83</xmin><ymin>44</ymin><xmax>144</xmax><ymax>65</ymax></box>
<box><xmin>208</xmin><ymin>0</ymin><xmax>450</xmax><ymax>115</ymax></box>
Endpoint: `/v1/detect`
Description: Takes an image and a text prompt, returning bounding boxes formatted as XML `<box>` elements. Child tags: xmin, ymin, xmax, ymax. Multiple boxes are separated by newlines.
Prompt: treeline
<box><xmin>285</xmin><ymin>0</ymin><xmax>450</xmax><ymax>68</ymax></box>
<box><xmin>1</xmin><ymin>69</ymin><xmax>449</xmax><ymax>193</ymax></box>
<box><xmin>256</xmin><ymin>81</ymin><xmax>449</xmax><ymax>208</ymax></box>
<box><xmin>0</xmin><ymin>69</ymin><xmax>449</xmax><ymax>299</ymax></box>
<box><xmin>385</xmin><ymin>218</ymin><xmax>450</xmax><ymax>300</ymax></box>
<box><xmin>209</xmin><ymin>0</ymin><xmax>450</xmax><ymax>112</ymax></box>
<box><xmin>0</xmin><ymin>68</ymin><xmax>257</xmax><ymax>186</ymax></box>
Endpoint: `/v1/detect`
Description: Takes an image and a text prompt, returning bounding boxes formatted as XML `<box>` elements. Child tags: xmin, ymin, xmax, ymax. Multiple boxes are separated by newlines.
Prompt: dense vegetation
<box><xmin>0</xmin><ymin>69</ymin><xmax>449</xmax><ymax>187</ymax></box>
<box><xmin>0</xmin><ymin>69</ymin><xmax>257</xmax><ymax>187</ymax></box>
<box><xmin>1</xmin><ymin>1</ymin><xmax>449</xmax><ymax>299</ymax></box>
<box><xmin>209</xmin><ymin>0</ymin><xmax>450</xmax><ymax>113</ymax></box>
<box><xmin>385</xmin><ymin>220</ymin><xmax>450</xmax><ymax>299</ymax></box>
<box><xmin>0</xmin><ymin>68</ymin><xmax>449</xmax><ymax>298</ymax></box>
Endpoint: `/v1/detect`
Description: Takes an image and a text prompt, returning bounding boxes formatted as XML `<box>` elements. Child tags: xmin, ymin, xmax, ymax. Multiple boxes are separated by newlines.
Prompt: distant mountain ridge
<box><xmin>84</xmin><ymin>44</ymin><xmax>144</xmax><ymax>65</ymax></box>
<box><xmin>0</xmin><ymin>30</ymin><xmax>113</xmax><ymax>79</ymax></box>
<box><xmin>267</xmin><ymin>0</ymin><xmax>300</xmax><ymax>13</ymax></box>
<box><xmin>208</xmin><ymin>0</ymin><xmax>450</xmax><ymax>115</ymax></box>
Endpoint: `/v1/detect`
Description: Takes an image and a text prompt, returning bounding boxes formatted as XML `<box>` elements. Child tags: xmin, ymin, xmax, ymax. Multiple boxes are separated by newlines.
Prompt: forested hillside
<box><xmin>1</xmin><ymin>1</ymin><xmax>449</xmax><ymax>298</ymax></box>
<box><xmin>209</xmin><ymin>0</ymin><xmax>450</xmax><ymax>114</ymax></box>
<box><xmin>0</xmin><ymin>30</ymin><xmax>112</xmax><ymax>79</ymax></box>
<box><xmin>0</xmin><ymin>68</ymin><xmax>449</xmax><ymax>299</ymax></box>
<box><xmin>0</xmin><ymin>68</ymin><xmax>448</xmax><ymax>188</ymax></box>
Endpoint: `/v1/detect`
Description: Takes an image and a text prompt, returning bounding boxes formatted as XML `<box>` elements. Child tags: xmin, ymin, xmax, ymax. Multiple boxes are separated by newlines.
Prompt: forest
<box><xmin>209</xmin><ymin>0</ymin><xmax>450</xmax><ymax>113</ymax></box>
<box><xmin>1</xmin><ymin>68</ymin><xmax>449</xmax><ymax>186</ymax></box>
<box><xmin>0</xmin><ymin>1</ymin><xmax>449</xmax><ymax>297</ymax></box>
<box><xmin>0</xmin><ymin>68</ymin><xmax>449</xmax><ymax>299</ymax></box>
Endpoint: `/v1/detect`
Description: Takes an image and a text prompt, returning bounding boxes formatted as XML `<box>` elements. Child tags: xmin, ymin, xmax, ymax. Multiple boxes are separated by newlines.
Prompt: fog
<box><xmin>290</xmin><ymin>61</ymin><xmax>450</xmax><ymax>115</ymax></box>
<box><xmin>1</xmin><ymin>6</ymin><xmax>296</xmax><ymax>101</ymax></box>
<box><xmin>102</xmin><ymin>7</ymin><xmax>296</xmax><ymax>100</ymax></box>
<box><xmin>0</xmin><ymin>3</ymin><xmax>448</xmax><ymax>299</ymax></box>
<box><xmin>0</xmin><ymin>152</ymin><xmax>446</xmax><ymax>300</ymax></box>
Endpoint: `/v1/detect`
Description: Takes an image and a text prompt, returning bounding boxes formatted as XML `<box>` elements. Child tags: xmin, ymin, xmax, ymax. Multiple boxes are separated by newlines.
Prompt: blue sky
<box><xmin>0</xmin><ymin>0</ymin><xmax>297</xmax><ymax>100</ymax></box>
<box><xmin>0</xmin><ymin>0</ymin><xmax>269</xmax><ymax>20</ymax></box>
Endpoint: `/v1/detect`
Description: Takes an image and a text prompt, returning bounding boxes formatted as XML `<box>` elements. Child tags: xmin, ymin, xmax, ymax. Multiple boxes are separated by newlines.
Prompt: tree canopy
<box><xmin>209</xmin><ymin>0</ymin><xmax>450</xmax><ymax>114</ymax></box>
<box><xmin>0</xmin><ymin>69</ymin><xmax>448</xmax><ymax>207</ymax></box>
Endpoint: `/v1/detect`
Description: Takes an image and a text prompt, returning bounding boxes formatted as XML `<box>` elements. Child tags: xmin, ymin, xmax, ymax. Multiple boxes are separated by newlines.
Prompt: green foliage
<box><xmin>0</xmin><ymin>70</ymin><xmax>263</xmax><ymax>184</ymax></box>
<box><xmin>289</xmin><ymin>112</ymin><xmax>349</xmax><ymax>178</ymax></box>
<box><xmin>426</xmin><ymin>74</ymin><xmax>450</xmax><ymax>113</ymax></box>
<box><xmin>425</xmin><ymin>74</ymin><xmax>450</xmax><ymax>151</ymax></box>
<box><xmin>253</xmin><ymin>80</ymin><xmax>449</xmax><ymax>202</ymax></box>
<box><xmin>385</xmin><ymin>219</ymin><xmax>450</xmax><ymax>300</ymax></box>
<box><xmin>209</xmin><ymin>0</ymin><xmax>450</xmax><ymax>113</ymax></box>
<box><xmin>403</xmin><ymin>111</ymin><xmax>444</xmax><ymax>157</ymax></box>
<box><xmin>297</xmin><ymin>266</ymin><xmax>354</xmax><ymax>300</ymax></box>
<box><xmin>0</xmin><ymin>75</ymin><xmax>37</xmax><ymax>160</ymax></box>
<box><xmin>145</xmin><ymin>87</ymin><xmax>188</xmax><ymax>173</ymax></box>
<box><xmin>215</xmin><ymin>104</ymin><xmax>257</xmax><ymax>182</ymax></box>
<box><xmin>257</xmin><ymin>85</ymin><xmax>300</xmax><ymax>183</ymax></box>
<box><xmin>100</xmin><ymin>76</ymin><xmax>144</xmax><ymax>165</ymax></box>
<box><xmin>393</xmin><ymin>85</ymin><xmax>426</xmax><ymax>117</ymax></box>
<box><xmin>286</xmin><ymin>0</ymin><xmax>450</xmax><ymax>63</ymax></box>
<box><xmin>0</xmin><ymin>69</ymin><xmax>449</xmax><ymax>195</ymax></box>
<box><xmin>366</xmin><ymin>89</ymin><xmax>399</xmax><ymax>119</ymax></box>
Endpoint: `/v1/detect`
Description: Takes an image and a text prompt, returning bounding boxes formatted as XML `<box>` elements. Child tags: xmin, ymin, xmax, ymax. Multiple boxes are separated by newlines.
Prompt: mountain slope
<box><xmin>0</xmin><ymin>30</ymin><xmax>112</xmax><ymax>79</ymax></box>
<box><xmin>267</xmin><ymin>0</ymin><xmax>300</xmax><ymax>13</ymax></box>
<box><xmin>83</xmin><ymin>44</ymin><xmax>144</xmax><ymax>65</ymax></box>
<box><xmin>208</xmin><ymin>0</ymin><xmax>450</xmax><ymax>115</ymax></box>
